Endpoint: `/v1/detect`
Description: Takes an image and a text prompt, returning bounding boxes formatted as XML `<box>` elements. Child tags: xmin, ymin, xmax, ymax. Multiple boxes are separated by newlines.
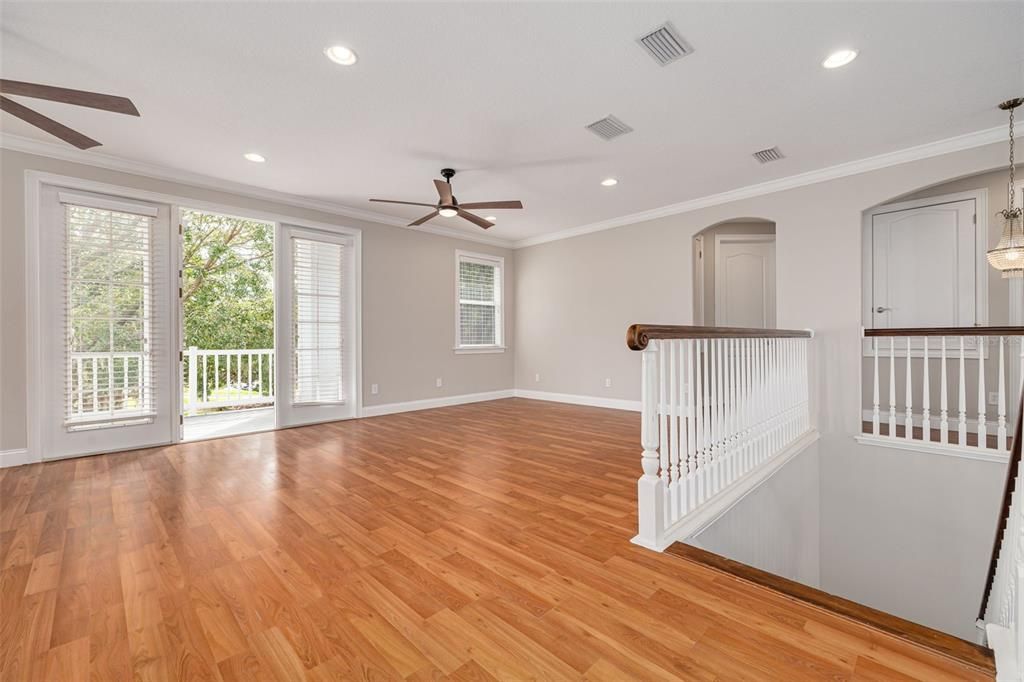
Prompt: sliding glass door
<box><xmin>275</xmin><ymin>225</ymin><xmax>359</xmax><ymax>428</ymax></box>
<box><xmin>37</xmin><ymin>185</ymin><xmax>175</xmax><ymax>459</ymax></box>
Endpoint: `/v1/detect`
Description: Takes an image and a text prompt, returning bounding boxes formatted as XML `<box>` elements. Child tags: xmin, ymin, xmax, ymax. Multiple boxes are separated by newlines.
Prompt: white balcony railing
<box><xmin>184</xmin><ymin>347</ymin><xmax>274</xmax><ymax>415</ymax></box>
<box><xmin>627</xmin><ymin>325</ymin><xmax>814</xmax><ymax>551</ymax></box>
<box><xmin>861</xmin><ymin>329</ymin><xmax>1024</xmax><ymax>455</ymax></box>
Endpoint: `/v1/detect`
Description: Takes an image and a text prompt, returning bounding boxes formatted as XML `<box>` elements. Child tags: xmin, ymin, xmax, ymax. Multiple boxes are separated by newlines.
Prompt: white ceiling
<box><xmin>2</xmin><ymin>1</ymin><xmax>1022</xmax><ymax>243</ymax></box>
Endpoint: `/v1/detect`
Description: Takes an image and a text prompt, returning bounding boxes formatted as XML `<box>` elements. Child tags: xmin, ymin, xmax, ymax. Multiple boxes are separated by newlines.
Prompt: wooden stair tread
<box><xmin>665</xmin><ymin>542</ymin><xmax>996</xmax><ymax>676</ymax></box>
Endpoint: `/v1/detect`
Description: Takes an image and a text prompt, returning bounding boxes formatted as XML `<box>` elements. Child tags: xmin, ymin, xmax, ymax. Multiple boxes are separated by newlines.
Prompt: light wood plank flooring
<box><xmin>1</xmin><ymin>398</ymin><xmax>991</xmax><ymax>680</ymax></box>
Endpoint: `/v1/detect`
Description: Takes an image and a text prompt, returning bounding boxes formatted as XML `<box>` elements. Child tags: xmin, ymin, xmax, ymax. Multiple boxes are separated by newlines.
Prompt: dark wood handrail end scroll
<box><xmin>627</xmin><ymin>324</ymin><xmax>814</xmax><ymax>351</ymax></box>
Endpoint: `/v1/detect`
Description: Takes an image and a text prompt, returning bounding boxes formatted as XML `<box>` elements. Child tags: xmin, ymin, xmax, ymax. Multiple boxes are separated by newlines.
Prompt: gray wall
<box><xmin>691</xmin><ymin>441</ymin><xmax>821</xmax><ymax>588</ymax></box>
<box><xmin>0</xmin><ymin>149</ymin><xmax>515</xmax><ymax>452</ymax></box>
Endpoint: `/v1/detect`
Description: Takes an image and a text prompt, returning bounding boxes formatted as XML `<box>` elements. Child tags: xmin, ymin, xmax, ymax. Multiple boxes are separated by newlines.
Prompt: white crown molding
<box><xmin>0</xmin><ymin>133</ymin><xmax>515</xmax><ymax>249</ymax></box>
<box><xmin>513</xmin><ymin>124</ymin><xmax>1013</xmax><ymax>249</ymax></box>
<box><xmin>5</xmin><ymin>122</ymin><xmax>1012</xmax><ymax>252</ymax></box>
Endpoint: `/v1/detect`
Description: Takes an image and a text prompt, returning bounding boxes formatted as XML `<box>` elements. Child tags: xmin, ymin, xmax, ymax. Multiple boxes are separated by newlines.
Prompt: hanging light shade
<box><xmin>988</xmin><ymin>97</ymin><xmax>1024</xmax><ymax>279</ymax></box>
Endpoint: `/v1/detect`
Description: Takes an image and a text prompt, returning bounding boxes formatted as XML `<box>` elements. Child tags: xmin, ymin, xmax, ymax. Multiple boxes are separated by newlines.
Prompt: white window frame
<box><xmin>454</xmin><ymin>250</ymin><xmax>505</xmax><ymax>354</ymax></box>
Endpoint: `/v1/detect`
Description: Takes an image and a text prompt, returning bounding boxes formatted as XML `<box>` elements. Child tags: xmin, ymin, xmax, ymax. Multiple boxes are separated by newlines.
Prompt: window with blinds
<box><xmin>456</xmin><ymin>251</ymin><xmax>503</xmax><ymax>349</ymax></box>
<box><xmin>292</xmin><ymin>237</ymin><xmax>346</xmax><ymax>404</ymax></box>
<box><xmin>63</xmin><ymin>200</ymin><xmax>156</xmax><ymax>428</ymax></box>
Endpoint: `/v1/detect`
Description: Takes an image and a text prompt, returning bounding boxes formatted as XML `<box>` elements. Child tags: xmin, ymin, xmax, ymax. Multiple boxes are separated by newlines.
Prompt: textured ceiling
<box><xmin>2</xmin><ymin>1</ymin><xmax>1022</xmax><ymax>241</ymax></box>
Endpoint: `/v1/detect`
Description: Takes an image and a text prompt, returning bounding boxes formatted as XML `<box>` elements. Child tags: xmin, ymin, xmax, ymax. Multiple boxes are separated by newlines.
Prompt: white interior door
<box><xmin>715</xmin><ymin>235</ymin><xmax>776</xmax><ymax>328</ymax></box>
<box><xmin>275</xmin><ymin>225</ymin><xmax>359</xmax><ymax>428</ymax></box>
<box><xmin>870</xmin><ymin>198</ymin><xmax>976</xmax><ymax>329</ymax></box>
<box><xmin>38</xmin><ymin>185</ymin><xmax>174</xmax><ymax>459</ymax></box>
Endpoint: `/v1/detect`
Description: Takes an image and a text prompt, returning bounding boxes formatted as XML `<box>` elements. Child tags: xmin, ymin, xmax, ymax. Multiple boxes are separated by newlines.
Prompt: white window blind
<box><xmin>292</xmin><ymin>237</ymin><xmax>346</xmax><ymax>404</ymax></box>
<box><xmin>457</xmin><ymin>252</ymin><xmax>503</xmax><ymax>348</ymax></box>
<box><xmin>63</xmin><ymin>202</ymin><xmax>156</xmax><ymax>429</ymax></box>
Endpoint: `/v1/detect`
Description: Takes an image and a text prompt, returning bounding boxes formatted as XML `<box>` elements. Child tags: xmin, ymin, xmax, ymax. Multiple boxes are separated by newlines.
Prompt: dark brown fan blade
<box><xmin>457</xmin><ymin>209</ymin><xmax>494</xmax><ymax>229</ymax></box>
<box><xmin>369</xmin><ymin>199</ymin><xmax>438</xmax><ymax>208</ymax></box>
<box><xmin>0</xmin><ymin>80</ymin><xmax>140</xmax><ymax>116</ymax></box>
<box><xmin>434</xmin><ymin>179</ymin><xmax>454</xmax><ymax>205</ymax></box>
<box><xmin>409</xmin><ymin>211</ymin><xmax>439</xmax><ymax>227</ymax></box>
<box><xmin>0</xmin><ymin>96</ymin><xmax>100</xmax><ymax>149</ymax></box>
<box><xmin>458</xmin><ymin>201</ymin><xmax>523</xmax><ymax>210</ymax></box>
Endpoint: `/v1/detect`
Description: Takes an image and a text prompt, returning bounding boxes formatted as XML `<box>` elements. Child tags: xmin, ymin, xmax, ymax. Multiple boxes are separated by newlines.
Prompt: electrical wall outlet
<box><xmin>534</xmin><ymin>373</ymin><xmax>541</xmax><ymax>383</ymax></box>
<box><xmin>989</xmin><ymin>391</ymin><xmax>1000</xmax><ymax>406</ymax></box>
<box><xmin>435</xmin><ymin>377</ymin><xmax>443</xmax><ymax>388</ymax></box>
<box><xmin>604</xmin><ymin>378</ymin><xmax>612</xmax><ymax>388</ymax></box>
<box><xmin>371</xmin><ymin>383</ymin><xmax>379</xmax><ymax>395</ymax></box>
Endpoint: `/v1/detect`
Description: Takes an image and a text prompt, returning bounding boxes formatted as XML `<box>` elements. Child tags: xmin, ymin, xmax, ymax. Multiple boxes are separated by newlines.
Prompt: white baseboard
<box><xmin>854</xmin><ymin>434</ymin><xmax>1009</xmax><ymax>463</ymax></box>
<box><xmin>0</xmin><ymin>448</ymin><xmax>32</xmax><ymax>469</ymax></box>
<box><xmin>512</xmin><ymin>389</ymin><xmax>641</xmax><ymax>412</ymax></box>
<box><xmin>360</xmin><ymin>389</ymin><xmax>515</xmax><ymax>418</ymax></box>
<box><xmin>859</xmin><ymin>409</ymin><xmax>1010</xmax><ymax>433</ymax></box>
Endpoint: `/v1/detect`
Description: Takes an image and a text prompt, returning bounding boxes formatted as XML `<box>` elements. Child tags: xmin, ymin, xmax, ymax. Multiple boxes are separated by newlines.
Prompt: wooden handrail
<box><xmin>979</xmin><ymin>389</ymin><xmax>1024</xmax><ymax>620</ymax></box>
<box><xmin>865</xmin><ymin>327</ymin><xmax>1024</xmax><ymax>337</ymax></box>
<box><xmin>626</xmin><ymin>324</ymin><xmax>812</xmax><ymax>351</ymax></box>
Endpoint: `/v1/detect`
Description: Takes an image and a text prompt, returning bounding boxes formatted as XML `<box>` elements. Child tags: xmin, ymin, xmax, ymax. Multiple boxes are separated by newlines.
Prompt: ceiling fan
<box><xmin>0</xmin><ymin>79</ymin><xmax>140</xmax><ymax>150</ymax></box>
<box><xmin>370</xmin><ymin>168</ymin><xmax>523</xmax><ymax>229</ymax></box>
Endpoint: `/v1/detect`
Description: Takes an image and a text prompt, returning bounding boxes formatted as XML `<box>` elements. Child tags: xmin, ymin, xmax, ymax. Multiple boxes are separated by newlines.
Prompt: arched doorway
<box><xmin>693</xmin><ymin>218</ymin><xmax>776</xmax><ymax>328</ymax></box>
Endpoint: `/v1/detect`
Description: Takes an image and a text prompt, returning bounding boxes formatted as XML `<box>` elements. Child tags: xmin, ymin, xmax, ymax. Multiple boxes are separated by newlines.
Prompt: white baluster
<box><xmin>685</xmin><ymin>339</ymin><xmax>696</xmax><ymax>513</ymax></box>
<box><xmin>978</xmin><ymin>336</ymin><xmax>988</xmax><ymax>448</ymax></box>
<box><xmin>921</xmin><ymin>338</ymin><xmax>930</xmax><ymax>442</ymax></box>
<box><xmin>872</xmin><ymin>338</ymin><xmax>880</xmax><ymax>435</ymax></box>
<box><xmin>905</xmin><ymin>337</ymin><xmax>913</xmax><ymax>440</ymax></box>
<box><xmin>635</xmin><ymin>341</ymin><xmax>665</xmax><ymax>549</ymax></box>
<box><xmin>888</xmin><ymin>337</ymin><xmax>897</xmax><ymax>437</ymax></box>
<box><xmin>999</xmin><ymin>337</ymin><xmax>1008</xmax><ymax>452</ymax></box>
<box><xmin>958</xmin><ymin>336</ymin><xmax>968</xmax><ymax>446</ymax></box>
<box><xmin>940</xmin><ymin>337</ymin><xmax>949</xmax><ymax>444</ymax></box>
<box><xmin>658</xmin><ymin>341</ymin><xmax>669</xmax><ymax>513</ymax></box>
<box><xmin>668</xmin><ymin>339</ymin><xmax>680</xmax><ymax>523</ymax></box>
<box><xmin>700</xmin><ymin>339</ymin><xmax>711</xmax><ymax>504</ymax></box>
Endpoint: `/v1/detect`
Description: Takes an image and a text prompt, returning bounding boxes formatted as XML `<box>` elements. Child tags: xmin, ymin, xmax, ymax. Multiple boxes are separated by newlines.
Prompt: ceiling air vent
<box><xmin>753</xmin><ymin>146</ymin><xmax>785</xmax><ymax>164</ymax></box>
<box><xmin>637</xmin><ymin>22</ymin><xmax>693</xmax><ymax>66</ymax></box>
<box><xmin>585</xmin><ymin>115</ymin><xmax>634</xmax><ymax>141</ymax></box>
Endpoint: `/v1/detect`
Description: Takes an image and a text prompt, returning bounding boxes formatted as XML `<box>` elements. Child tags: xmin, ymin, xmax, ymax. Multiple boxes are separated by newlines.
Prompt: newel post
<box><xmin>634</xmin><ymin>341</ymin><xmax>666</xmax><ymax>550</ymax></box>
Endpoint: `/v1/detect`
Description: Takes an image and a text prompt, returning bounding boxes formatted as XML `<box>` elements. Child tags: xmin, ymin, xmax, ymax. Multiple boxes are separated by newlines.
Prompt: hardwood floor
<box><xmin>1</xmin><ymin>398</ymin><xmax>991</xmax><ymax>681</ymax></box>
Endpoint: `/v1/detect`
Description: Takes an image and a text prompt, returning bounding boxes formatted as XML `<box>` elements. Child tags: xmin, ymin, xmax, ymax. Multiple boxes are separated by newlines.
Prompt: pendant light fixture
<box><xmin>987</xmin><ymin>97</ymin><xmax>1024</xmax><ymax>278</ymax></box>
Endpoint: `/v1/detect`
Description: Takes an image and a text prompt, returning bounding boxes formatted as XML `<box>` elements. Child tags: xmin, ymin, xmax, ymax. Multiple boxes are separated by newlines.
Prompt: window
<box><xmin>292</xmin><ymin>236</ymin><xmax>346</xmax><ymax>403</ymax></box>
<box><xmin>62</xmin><ymin>196</ymin><xmax>156</xmax><ymax>428</ymax></box>
<box><xmin>456</xmin><ymin>251</ymin><xmax>504</xmax><ymax>351</ymax></box>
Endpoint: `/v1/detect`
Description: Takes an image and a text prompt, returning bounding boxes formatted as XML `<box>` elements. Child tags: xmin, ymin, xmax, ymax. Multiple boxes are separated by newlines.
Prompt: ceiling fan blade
<box><xmin>458</xmin><ymin>200</ymin><xmax>524</xmax><ymax>210</ymax></box>
<box><xmin>409</xmin><ymin>211</ymin><xmax>439</xmax><ymax>227</ymax></box>
<box><xmin>457</xmin><ymin>209</ymin><xmax>494</xmax><ymax>230</ymax></box>
<box><xmin>434</xmin><ymin>179</ymin><xmax>454</xmax><ymax>205</ymax></box>
<box><xmin>369</xmin><ymin>199</ymin><xmax>437</xmax><ymax>208</ymax></box>
<box><xmin>0</xmin><ymin>96</ymin><xmax>101</xmax><ymax>149</ymax></box>
<box><xmin>0</xmin><ymin>80</ymin><xmax>140</xmax><ymax>116</ymax></box>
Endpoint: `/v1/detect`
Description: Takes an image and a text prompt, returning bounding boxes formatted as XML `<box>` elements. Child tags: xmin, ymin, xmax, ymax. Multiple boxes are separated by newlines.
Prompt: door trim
<box><xmin>25</xmin><ymin>170</ymin><xmax>363</xmax><ymax>464</ymax></box>
<box><xmin>713</xmin><ymin>233</ymin><xmax>776</xmax><ymax>329</ymax></box>
<box><xmin>862</xmin><ymin>189</ymin><xmax>989</xmax><ymax>340</ymax></box>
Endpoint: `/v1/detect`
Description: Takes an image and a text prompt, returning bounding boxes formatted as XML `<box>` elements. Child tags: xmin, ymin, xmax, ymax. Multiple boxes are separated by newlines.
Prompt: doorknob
<box><xmin>875</xmin><ymin>306</ymin><xmax>891</xmax><ymax>313</ymax></box>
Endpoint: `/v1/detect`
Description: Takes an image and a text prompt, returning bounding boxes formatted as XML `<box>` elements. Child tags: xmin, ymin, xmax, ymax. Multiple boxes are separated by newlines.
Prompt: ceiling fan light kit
<box><xmin>369</xmin><ymin>167</ymin><xmax>524</xmax><ymax>230</ymax></box>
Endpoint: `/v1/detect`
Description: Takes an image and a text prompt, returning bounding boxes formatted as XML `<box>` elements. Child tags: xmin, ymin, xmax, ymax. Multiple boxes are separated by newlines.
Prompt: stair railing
<box><xmin>980</xmin><ymin>389</ymin><xmax>1024</xmax><ymax>677</ymax></box>
<box><xmin>627</xmin><ymin>325</ymin><xmax>815</xmax><ymax>551</ymax></box>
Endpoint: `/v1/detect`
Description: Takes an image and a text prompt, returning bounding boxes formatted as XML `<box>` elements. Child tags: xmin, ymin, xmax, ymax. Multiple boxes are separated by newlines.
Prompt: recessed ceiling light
<box><xmin>601</xmin><ymin>178</ymin><xmax>618</xmax><ymax>187</ymax></box>
<box><xmin>243</xmin><ymin>152</ymin><xmax>266</xmax><ymax>163</ymax></box>
<box><xmin>485</xmin><ymin>216</ymin><xmax>497</xmax><ymax>223</ymax></box>
<box><xmin>324</xmin><ymin>45</ymin><xmax>358</xmax><ymax>66</ymax></box>
<box><xmin>822</xmin><ymin>49</ymin><xmax>857</xmax><ymax>69</ymax></box>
